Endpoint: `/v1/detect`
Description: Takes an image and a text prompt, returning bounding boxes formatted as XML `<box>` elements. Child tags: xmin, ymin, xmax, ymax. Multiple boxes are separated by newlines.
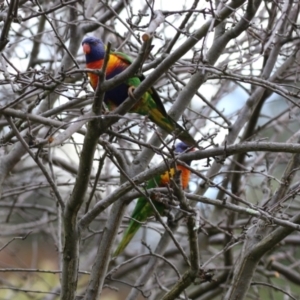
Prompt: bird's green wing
<box><xmin>113</xmin><ymin>50</ymin><xmax>133</xmax><ymax>64</ymax></box>
<box><xmin>114</xmin><ymin>51</ymin><xmax>168</xmax><ymax>115</ymax></box>
<box><xmin>139</xmin><ymin>73</ymin><xmax>169</xmax><ymax>116</ymax></box>
<box><xmin>113</xmin><ymin>51</ymin><xmax>197</xmax><ymax>147</ymax></box>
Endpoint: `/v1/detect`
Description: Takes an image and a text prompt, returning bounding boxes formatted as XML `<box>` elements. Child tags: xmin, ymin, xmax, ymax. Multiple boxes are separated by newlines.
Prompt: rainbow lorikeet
<box><xmin>82</xmin><ymin>36</ymin><xmax>197</xmax><ymax>147</ymax></box>
<box><xmin>113</xmin><ymin>142</ymin><xmax>193</xmax><ymax>257</ymax></box>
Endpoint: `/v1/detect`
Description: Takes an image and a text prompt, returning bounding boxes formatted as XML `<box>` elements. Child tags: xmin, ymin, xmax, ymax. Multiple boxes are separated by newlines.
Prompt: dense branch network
<box><xmin>0</xmin><ymin>0</ymin><xmax>300</xmax><ymax>300</ymax></box>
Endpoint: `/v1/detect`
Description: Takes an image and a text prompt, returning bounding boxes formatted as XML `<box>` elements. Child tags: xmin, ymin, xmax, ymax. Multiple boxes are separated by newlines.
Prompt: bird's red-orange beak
<box><xmin>82</xmin><ymin>43</ymin><xmax>91</xmax><ymax>54</ymax></box>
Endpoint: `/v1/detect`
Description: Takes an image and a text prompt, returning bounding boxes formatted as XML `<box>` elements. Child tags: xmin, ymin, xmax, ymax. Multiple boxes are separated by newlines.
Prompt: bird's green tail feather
<box><xmin>113</xmin><ymin>218</ymin><xmax>142</xmax><ymax>257</ymax></box>
<box><xmin>174</xmin><ymin>122</ymin><xmax>198</xmax><ymax>147</ymax></box>
<box><xmin>148</xmin><ymin>108</ymin><xmax>197</xmax><ymax>147</ymax></box>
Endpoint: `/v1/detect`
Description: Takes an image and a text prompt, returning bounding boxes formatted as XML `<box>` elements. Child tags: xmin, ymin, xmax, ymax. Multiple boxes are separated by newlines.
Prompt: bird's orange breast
<box><xmin>177</xmin><ymin>165</ymin><xmax>191</xmax><ymax>189</ymax></box>
<box><xmin>86</xmin><ymin>55</ymin><xmax>129</xmax><ymax>91</ymax></box>
<box><xmin>86</xmin><ymin>60</ymin><xmax>103</xmax><ymax>90</ymax></box>
<box><xmin>160</xmin><ymin>165</ymin><xmax>190</xmax><ymax>189</ymax></box>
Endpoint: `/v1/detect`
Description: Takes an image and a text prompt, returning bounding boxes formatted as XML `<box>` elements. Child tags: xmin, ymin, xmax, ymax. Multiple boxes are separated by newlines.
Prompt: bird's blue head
<box><xmin>175</xmin><ymin>142</ymin><xmax>190</xmax><ymax>154</ymax></box>
<box><xmin>82</xmin><ymin>37</ymin><xmax>105</xmax><ymax>63</ymax></box>
<box><xmin>175</xmin><ymin>142</ymin><xmax>194</xmax><ymax>165</ymax></box>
